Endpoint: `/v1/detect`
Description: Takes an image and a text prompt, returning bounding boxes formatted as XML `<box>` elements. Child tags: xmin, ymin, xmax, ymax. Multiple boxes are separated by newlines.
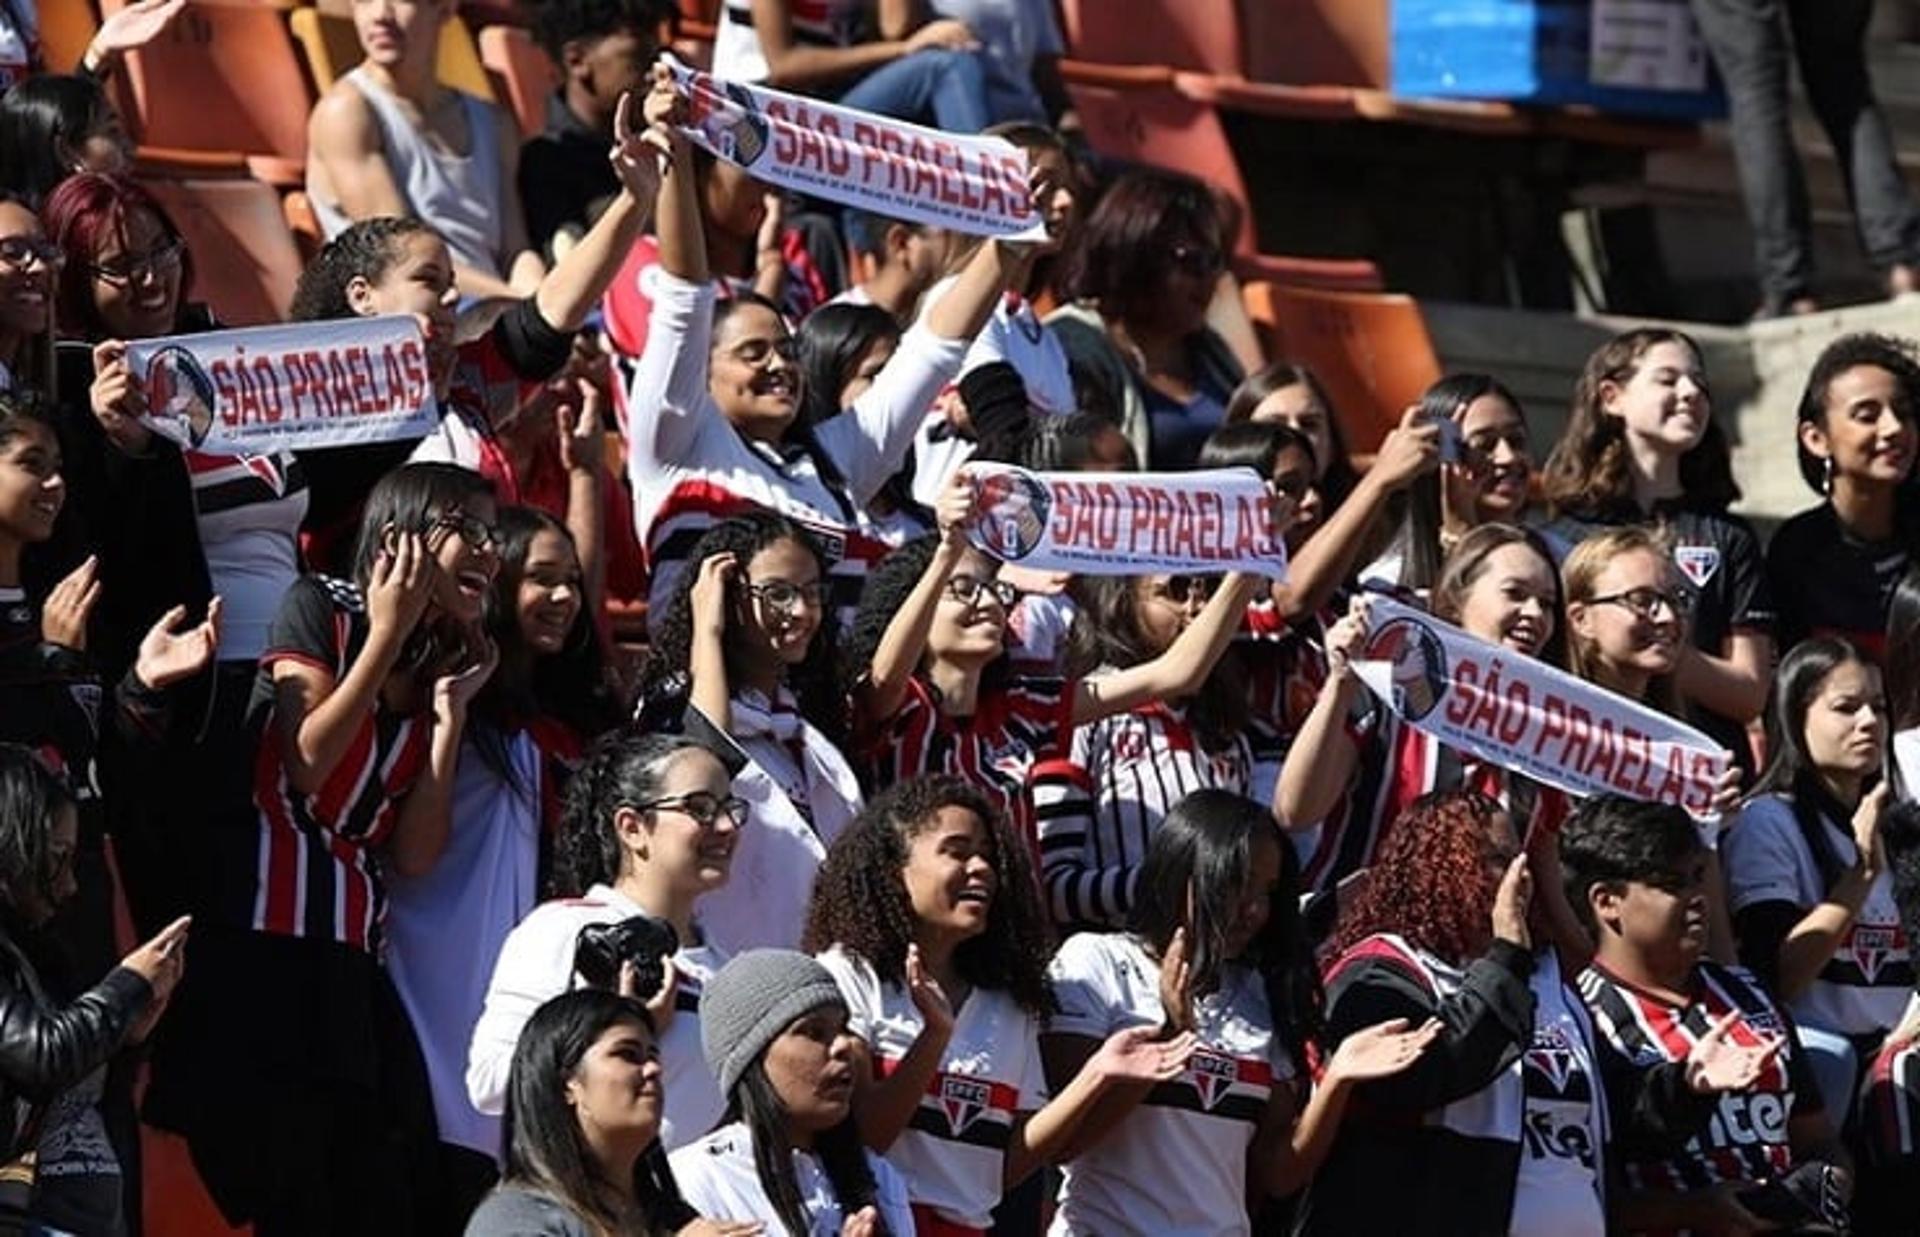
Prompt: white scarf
<box><xmin>693</xmin><ymin>691</ymin><xmax>863</xmax><ymax>954</ymax></box>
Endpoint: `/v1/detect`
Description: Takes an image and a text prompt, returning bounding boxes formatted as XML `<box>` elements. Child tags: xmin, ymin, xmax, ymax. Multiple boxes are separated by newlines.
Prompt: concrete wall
<box><xmin>1425</xmin><ymin>297</ymin><xmax>1920</xmax><ymax>530</ymax></box>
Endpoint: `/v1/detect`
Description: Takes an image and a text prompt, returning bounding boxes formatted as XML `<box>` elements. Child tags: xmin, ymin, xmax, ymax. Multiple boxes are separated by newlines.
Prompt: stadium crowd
<box><xmin>3</xmin><ymin>0</ymin><xmax>1920</xmax><ymax>1234</ymax></box>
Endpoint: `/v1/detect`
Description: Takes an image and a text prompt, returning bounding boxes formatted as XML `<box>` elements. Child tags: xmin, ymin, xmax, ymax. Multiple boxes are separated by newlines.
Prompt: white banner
<box><xmin>665</xmin><ymin>56</ymin><xmax>1042</xmax><ymax>238</ymax></box>
<box><xmin>126</xmin><ymin>316</ymin><xmax>439</xmax><ymax>455</ymax></box>
<box><xmin>1351</xmin><ymin>595</ymin><xmax>1728</xmax><ymax>818</ymax></box>
<box><xmin>964</xmin><ymin>464</ymin><xmax>1289</xmax><ymax>578</ymax></box>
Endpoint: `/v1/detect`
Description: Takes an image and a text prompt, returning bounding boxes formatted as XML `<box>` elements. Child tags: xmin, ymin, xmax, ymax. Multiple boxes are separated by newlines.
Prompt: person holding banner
<box><xmin>164</xmin><ymin>462</ymin><xmax>499</xmax><ymax>1234</ymax></box>
<box><xmin>1542</xmin><ymin>327</ymin><xmax>1775</xmax><ymax>775</ymax></box>
<box><xmin>850</xmin><ymin>471</ymin><xmax>1259</xmax><ymax>831</ymax></box>
<box><xmin>624</xmin><ymin>63</ymin><xmax>1045</xmax><ymax>633</ymax></box>
<box><xmin>635</xmin><ymin>513</ymin><xmax>864</xmax><ymax>955</ymax></box>
<box><xmin>292</xmin><ymin>83</ymin><xmax>669</xmax><ymax>570</ymax></box>
<box><xmin>1724</xmin><ymin>638</ymin><xmax>1908</xmax><ymax>1122</ymax></box>
<box><xmin>1768</xmin><ymin>332</ymin><xmax>1920</xmax><ymax>658</ymax></box>
<box><xmin>794</xmin><ymin>301</ymin><xmax>931</xmax><ymax>547</ymax></box>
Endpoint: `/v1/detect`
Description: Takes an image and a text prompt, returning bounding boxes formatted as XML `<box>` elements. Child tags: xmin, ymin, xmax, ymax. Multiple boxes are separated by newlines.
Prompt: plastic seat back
<box><xmin>138</xmin><ymin>172</ymin><xmax>304</xmax><ymax>325</ymax></box>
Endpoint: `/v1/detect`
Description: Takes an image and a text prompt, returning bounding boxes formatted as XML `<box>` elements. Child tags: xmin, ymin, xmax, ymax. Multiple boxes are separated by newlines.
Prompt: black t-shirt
<box><xmin>1543</xmin><ymin>505</ymin><xmax>1775</xmax><ymax>765</ymax></box>
<box><xmin>1766</xmin><ymin>502</ymin><xmax>1911</xmax><ymax>659</ymax></box>
<box><xmin>519</xmin><ymin>93</ymin><xmax>618</xmax><ymax>261</ymax></box>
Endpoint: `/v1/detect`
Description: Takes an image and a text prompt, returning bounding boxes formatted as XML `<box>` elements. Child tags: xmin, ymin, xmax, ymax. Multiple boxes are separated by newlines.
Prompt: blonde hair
<box><xmin>1561</xmin><ymin>525</ymin><xmax>1684</xmax><ymax>717</ymax></box>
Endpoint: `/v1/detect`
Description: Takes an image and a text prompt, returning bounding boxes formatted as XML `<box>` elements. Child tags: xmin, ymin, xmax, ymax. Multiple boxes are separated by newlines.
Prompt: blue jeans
<box><xmin>1794</xmin><ymin>1021</ymin><xmax>1860</xmax><ymax>1127</ymax></box>
<box><xmin>838</xmin><ymin>48</ymin><xmax>993</xmax><ymax>134</ymax></box>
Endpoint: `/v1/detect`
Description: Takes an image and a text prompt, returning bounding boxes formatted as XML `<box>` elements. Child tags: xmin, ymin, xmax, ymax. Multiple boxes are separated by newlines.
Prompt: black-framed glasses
<box><xmin>434</xmin><ymin>512</ymin><xmax>501</xmax><ymax>552</ymax></box>
<box><xmin>87</xmin><ymin>239</ymin><xmax>184</xmax><ymax>286</ymax></box>
<box><xmin>1267</xmin><ymin>474</ymin><xmax>1312</xmax><ymax>503</ymax></box>
<box><xmin>1590</xmin><ymin>586</ymin><xmax>1695</xmax><ymax>622</ymax></box>
<box><xmin>744</xmin><ymin>579</ymin><xmax>826</xmax><ymax>615</ymax></box>
<box><xmin>0</xmin><ymin>236</ymin><xmax>63</xmax><ymax>272</ymax></box>
<box><xmin>635</xmin><ymin>793</ymin><xmax>749</xmax><ymax>829</ymax></box>
<box><xmin>1168</xmin><ymin>242</ymin><xmax>1224</xmax><ymax>279</ymax></box>
<box><xmin>1154</xmin><ymin>575</ymin><xmax>1217</xmax><ymax>606</ymax></box>
<box><xmin>947</xmin><ymin>573</ymin><xmax>1020</xmax><ymax>611</ymax></box>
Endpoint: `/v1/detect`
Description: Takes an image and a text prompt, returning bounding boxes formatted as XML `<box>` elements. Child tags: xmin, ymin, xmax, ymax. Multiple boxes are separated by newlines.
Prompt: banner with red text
<box><xmin>1350</xmin><ymin>595</ymin><xmax>1729</xmax><ymax>818</ymax></box>
<box><xmin>125</xmin><ymin>316</ymin><xmax>438</xmax><ymax>456</ymax></box>
<box><xmin>665</xmin><ymin>56</ymin><xmax>1042</xmax><ymax>238</ymax></box>
<box><xmin>964</xmin><ymin>464</ymin><xmax>1289</xmax><ymax>578</ymax></box>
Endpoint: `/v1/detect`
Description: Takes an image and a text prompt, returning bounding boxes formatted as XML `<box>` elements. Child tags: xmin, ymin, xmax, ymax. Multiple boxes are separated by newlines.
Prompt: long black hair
<box><xmin>1750</xmin><ymin>637</ymin><xmax>1881</xmax><ymax>889</ymax></box>
<box><xmin>551</xmin><ymin>731</ymin><xmax>715</xmax><ymax>898</ymax></box>
<box><xmin>349</xmin><ymin>462</ymin><xmax>497</xmax><ymax>677</ymax></box>
<box><xmin>1400</xmin><ymin>373</ymin><xmax>1527</xmax><ymax>593</ymax></box>
<box><xmin>639</xmin><ymin>513</ymin><xmax>845</xmax><ymax>744</ymax></box>
<box><xmin>796</xmin><ymin>303</ymin><xmax>899</xmax><ymax>429</ymax></box>
<box><xmin>1129</xmin><ymin>789</ymin><xmax>1320</xmax><ymax>1075</ymax></box>
<box><xmin>1065</xmin><ymin>574</ymin><xmax>1246</xmax><ymax>750</ymax></box>
<box><xmin>0</xmin><ymin>744</ymin><xmax>75</xmax><ymax>927</ymax></box>
<box><xmin>0</xmin><ymin>75</ymin><xmax>112</xmax><ymax>208</ymax></box>
<box><xmin>500</xmin><ymin>989</ymin><xmax>683</xmax><ymax>1235</ymax></box>
<box><xmin>474</xmin><ymin>507</ymin><xmax>622</xmax><ymax>795</ymax></box>
<box><xmin>727</xmin><ymin>1054</ymin><xmax>883</xmax><ymax>1237</ymax></box>
<box><xmin>845</xmin><ymin>534</ymin><xmax>1009</xmax><ymax>702</ymax></box>
<box><xmin>803</xmin><ymin>776</ymin><xmax>1056</xmax><ymax>1016</ymax></box>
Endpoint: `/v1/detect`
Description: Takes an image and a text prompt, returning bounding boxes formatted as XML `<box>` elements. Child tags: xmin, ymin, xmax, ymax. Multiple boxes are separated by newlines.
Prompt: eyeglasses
<box><xmin>635</xmin><ymin>793</ymin><xmax>749</xmax><ymax>829</ymax></box>
<box><xmin>433</xmin><ymin>512</ymin><xmax>501</xmax><ymax>552</ymax></box>
<box><xmin>1590</xmin><ymin>586</ymin><xmax>1695</xmax><ymax>622</ymax></box>
<box><xmin>1267</xmin><ymin>475</ymin><xmax>1312</xmax><ymax>503</ymax></box>
<box><xmin>87</xmin><ymin>239</ymin><xmax>183</xmax><ymax>287</ymax></box>
<box><xmin>1168</xmin><ymin>242</ymin><xmax>1224</xmax><ymax>279</ymax></box>
<box><xmin>0</xmin><ymin>236</ymin><xmax>64</xmax><ymax>273</ymax></box>
<box><xmin>745</xmin><ymin>579</ymin><xmax>825</xmax><ymax>615</ymax></box>
<box><xmin>1153</xmin><ymin>575</ymin><xmax>1217</xmax><ymax>606</ymax></box>
<box><xmin>947</xmin><ymin>573</ymin><xmax>1020</xmax><ymax>611</ymax></box>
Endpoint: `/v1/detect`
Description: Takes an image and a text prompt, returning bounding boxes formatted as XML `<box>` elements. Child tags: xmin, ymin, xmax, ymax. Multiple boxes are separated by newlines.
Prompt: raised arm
<box><xmin>857</xmin><ymin>477</ymin><xmax>971</xmax><ymax>723</ymax></box>
<box><xmin>386</xmin><ymin>638</ymin><xmax>496</xmax><ymax>878</ymax></box>
<box><xmin>1072</xmin><ymin>573</ymin><xmax>1259</xmax><ymax>725</ymax></box>
<box><xmin>531</xmin><ymin>90</ymin><xmax>664</xmax><ymax>333</ymax></box>
<box><xmin>1273</xmin><ymin>599</ymin><xmax>1369</xmax><ymax>831</ymax></box>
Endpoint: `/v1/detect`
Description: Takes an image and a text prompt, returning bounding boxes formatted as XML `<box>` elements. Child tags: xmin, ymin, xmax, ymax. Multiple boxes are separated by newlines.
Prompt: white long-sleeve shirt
<box><xmin>466</xmin><ymin>883</ymin><xmax>728</xmax><ymax>1151</ymax></box>
<box><xmin>624</xmin><ymin>270</ymin><xmax>967</xmax><ymax>630</ymax></box>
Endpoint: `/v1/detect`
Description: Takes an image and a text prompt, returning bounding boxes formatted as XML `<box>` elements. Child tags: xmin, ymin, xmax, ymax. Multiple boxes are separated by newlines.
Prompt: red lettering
<box><xmin>1445</xmin><ymin>659</ymin><xmax>1478</xmax><ymax>726</ymax></box>
<box><xmin>1533</xmin><ymin>694</ymin><xmax>1568</xmax><ymax>757</ymax></box>
<box><xmin>251</xmin><ymin>356</ymin><xmax>282</xmax><ymax>423</ymax></box>
<box><xmin>1092</xmin><ymin>482</ymin><xmax>1120</xmax><ymax>550</ymax></box>
<box><xmin>1497</xmin><ymin>680</ymin><xmax>1530</xmax><ymax>746</ymax></box>
<box><xmin>210</xmin><ymin>360</ymin><xmax>238</xmax><ymax>425</ymax></box>
<box><xmin>1560</xmin><ymin>704</ymin><xmax>1593</xmax><ymax>771</ymax></box>
<box><xmin>767</xmin><ymin>98</ymin><xmax>797</xmax><ymax>164</ymax></box>
<box><xmin>1585</xmin><ymin>717</ymin><xmax>1620</xmax><ymax>784</ymax></box>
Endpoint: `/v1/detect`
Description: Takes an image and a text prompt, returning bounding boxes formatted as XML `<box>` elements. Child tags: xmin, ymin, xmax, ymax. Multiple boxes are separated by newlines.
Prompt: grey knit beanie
<box><xmin>699</xmin><ymin>949</ymin><xmax>848</xmax><ymax>1096</ymax></box>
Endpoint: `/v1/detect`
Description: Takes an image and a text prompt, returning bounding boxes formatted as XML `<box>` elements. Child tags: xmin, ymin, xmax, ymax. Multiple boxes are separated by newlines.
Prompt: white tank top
<box><xmin>314</xmin><ymin>67</ymin><xmax>507</xmax><ymax>279</ymax></box>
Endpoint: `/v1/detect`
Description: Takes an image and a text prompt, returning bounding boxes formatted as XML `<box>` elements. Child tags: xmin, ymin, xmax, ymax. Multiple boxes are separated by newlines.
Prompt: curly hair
<box><xmin>551</xmin><ymin>731</ymin><xmax>713</xmax><ymax>898</ymax></box>
<box><xmin>802</xmin><ymin>775</ymin><xmax>1055</xmax><ymax>1016</ymax></box>
<box><xmin>1794</xmin><ymin>331</ymin><xmax>1920</xmax><ymax>493</ymax></box>
<box><xmin>638</xmin><ymin>514</ymin><xmax>847</xmax><ymax>744</ymax></box>
<box><xmin>531</xmin><ymin>0</ymin><xmax>675</xmax><ymax>61</ymax></box>
<box><xmin>290</xmin><ymin>217</ymin><xmax>437</xmax><ymax>322</ymax></box>
<box><xmin>1541</xmin><ymin>328</ymin><xmax>1739</xmax><ymax>520</ymax></box>
<box><xmin>1332</xmin><ymin>789</ymin><xmax>1507</xmax><ymax>967</ymax></box>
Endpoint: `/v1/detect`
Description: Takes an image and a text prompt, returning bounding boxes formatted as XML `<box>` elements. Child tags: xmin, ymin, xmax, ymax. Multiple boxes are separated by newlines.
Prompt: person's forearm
<box><xmin>286</xmin><ymin>629</ymin><xmax>406</xmax><ymax>792</ymax></box>
<box><xmin>386</xmin><ymin>709</ymin><xmax>465</xmax><ymax>877</ymax></box>
<box><xmin>1072</xmin><ymin>574</ymin><xmax>1258</xmax><ymax>724</ymax></box>
<box><xmin>1274</xmin><ymin>471</ymin><xmax>1392</xmax><ymax>621</ymax></box>
<box><xmin>567</xmin><ymin>469</ymin><xmax>605</xmax><ymax>609</ymax></box>
<box><xmin>1006</xmin><ymin>1063</ymin><xmax>1109</xmax><ymax>1185</ymax></box>
<box><xmin>1274</xmin><ymin>675</ymin><xmax>1359</xmax><ymax>829</ymax></box>
<box><xmin>1777</xmin><ymin>871</ymin><xmax>1874</xmax><ymax>998</ymax></box>
<box><xmin>690</xmin><ymin>623</ymin><xmax>731</xmax><ymax>734</ymax></box>
<box><xmin>535</xmin><ymin>189</ymin><xmax>651</xmax><ymax>332</ymax></box>
<box><xmin>763</xmin><ymin>40</ymin><xmax>909</xmax><ymax>90</ymax></box>
<box><xmin>1675</xmin><ymin>641</ymin><xmax>1770</xmax><ymax>722</ymax></box>
<box><xmin>655</xmin><ymin>140</ymin><xmax>708</xmax><ymax>284</ymax></box>
<box><xmin>1267</xmin><ymin>1076</ymin><xmax>1355</xmax><ymax>1198</ymax></box>
<box><xmin>925</xmin><ymin>239</ymin><xmax>1020</xmax><ymax>342</ymax></box>
<box><xmin>854</xmin><ymin>1026</ymin><xmax>951</xmax><ymax>1152</ymax></box>
<box><xmin>860</xmin><ymin>539</ymin><xmax>962</xmax><ymax>720</ymax></box>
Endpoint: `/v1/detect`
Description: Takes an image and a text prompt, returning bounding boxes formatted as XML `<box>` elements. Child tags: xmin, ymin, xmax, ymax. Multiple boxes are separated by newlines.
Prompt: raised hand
<box><xmin>85</xmin><ymin>0</ymin><xmax>187</xmax><ymax>68</ymax></box>
<box><xmin>555</xmin><ymin>383</ymin><xmax>607</xmax><ymax>476</ymax></box>
<box><xmin>840</xmin><ymin>1206</ymin><xmax>880</xmax><ymax>1237</ymax></box>
<box><xmin>366</xmin><ymin>530</ymin><xmax>433</xmax><ymax>642</ymax></box>
<box><xmin>1324</xmin><ymin>1017</ymin><xmax>1442</xmax><ymax>1084</ymax></box>
<box><xmin>691</xmin><ymin>552</ymin><xmax>738</xmax><ymax>638</ymax></box>
<box><xmin>1852</xmin><ymin>782</ymin><xmax>1891</xmax><ymax>880</ymax></box>
<box><xmin>1370</xmin><ymin>404</ymin><xmax>1444</xmax><ymax>492</ymax></box>
<box><xmin>1157</xmin><ymin>926</ymin><xmax>1194</xmax><ymax>1034</ymax></box>
<box><xmin>1323</xmin><ymin>595</ymin><xmax>1374</xmax><ymax>679</ymax></box>
<box><xmin>134</xmin><ymin>597</ymin><xmax>222</xmax><ymax>690</ymax></box>
<box><xmin>1089</xmin><ymin>1024</ymin><xmax>1197</xmax><ymax>1084</ymax></box>
<box><xmin>643</xmin><ymin>63</ymin><xmax>688</xmax><ymax>134</ymax></box>
<box><xmin>42</xmin><ymin>557</ymin><xmax>102</xmax><ymax>651</ymax></box>
<box><xmin>609</xmin><ymin>88</ymin><xmax>670</xmax><ymax>199</ymax></box>
<box><xmin>1707</xmin><ymin>757</ymin><xmax>1744</xmax><ymax>819</ymax></box>
<box><xmin>1685</xmin><ymin>1012</ymin><xmax>1783</xmax><ymax>1095</ymax></box>
<box><xmin>906</xmin><ymin>943</ymin><xmax>955</xmax><ymax>1037</ymax></box>
<box><xmin>89</xmin><ymin>340</ymin><xmax>154</xmax><ymax>456</ymax></box>
<box><xmin>1490</xmin><ymin>854</ymin><xmax>1533</xmax><ymax>950</ymax></box>
<box><xmin>432</xmin><ymin>635</ymin><xmax>497</xmax><ymax>723</ymax></box>
<box><xmin>936</xmin><ymin>469</ymin><xmax>976</xmax><ymax>547</ymax></box>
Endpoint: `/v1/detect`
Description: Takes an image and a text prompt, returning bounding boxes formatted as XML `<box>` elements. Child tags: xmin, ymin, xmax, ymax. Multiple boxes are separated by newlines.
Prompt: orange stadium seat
<box><xmin>1064</xmin><ymin>81</ymin><xmax>1257</xmax><ymax>254</ymax></box>
<box><xmin>1241</xmin><ymin>282</ymin><xmax>1443</xmax><ymax>455</ymax></box>
<box><xmin>41</xmin><ymin>0</ymin><xmax>100</xmax><ymax>75</ymax></box>
<box><xmin>478</xmin><ymin>24</ymin><xmax>558</xmax><ymax>139</ymax></box>
<box><xmin>99</xmin><ymin>0</ymin><xmax>313</xmax><ymax>184</ymax></box>
<box><xmin>1056</xmin><ymin>0</ymin><xmax>1242</xmax><ymax>76</ymax></box>
<box><xmin>290</xmin><ymin>6</ymin><xmax>499</xmax><ymax>108</ymax></box>
<box><xmin>138</xmin><ymin>170</ymin><xmax>305</xmax><ymax>325</ymax></box>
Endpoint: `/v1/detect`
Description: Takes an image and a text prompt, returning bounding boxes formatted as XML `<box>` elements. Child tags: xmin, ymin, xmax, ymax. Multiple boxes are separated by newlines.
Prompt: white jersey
<box><xmin>671</xmin><ymin>1120</ymin><xmax>917</xmax><ymax>1237</ymax></box>
<box><xmin>908</xmin><ymin>280</ymin><xmax>1076</xmax><ymax>508</ymax></box>
<box><xmin>625</xmin><ymin>271</ymin><xmax>965</xmax><ymax>632</ymax></box>
<box><xmin>816</xmin><ymin>945</ymin><xmax>1049</xmax><ymax>1229</ymax></box>
<box><xmin>712</xmin><ymin>0</ymin><xmax>865</xmax><ymax>83</ymax></box>
<box><xmin>1039</xmin><ymin>695</ymin><xmax>1253</xmax><ymax>930</ymax></box>
<box><xmin>1723</xmin><ymin>792</ymin><xmax>1911</xmax><ymax>1037</ymax></box>
<box><xmin>1045</xmin><ymin>932</ymin><xmax>1292</xmax><ymax>1237</ymax></box>
<box><xmin>1509</xmin><ymin>958</ymin><xmax>1607</xmax><ymax>1237</ymax></box>
<box><xmin>466</xmin><ymin>883</ymin><xmax>728</xmax><ymax>1150</ymax></box>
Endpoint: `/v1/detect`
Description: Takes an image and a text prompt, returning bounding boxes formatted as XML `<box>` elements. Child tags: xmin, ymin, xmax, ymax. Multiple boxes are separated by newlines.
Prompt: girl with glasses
<box><xmin>805</xmin><ymin>776</ymin><xmax>1196</xmax><ymax>1237</ymax></box>
<box><xmin>1541</xmin><ymin>328</ymin><xmax>1774</xmax><ymax>778</ymax></box>
<box><xmin>849</xmin><ymin>472</ymin><xmax>1258</xmax><ymax>834</ymax></box>
<box><xmin>470</xmin><ymin>731</ymin><xmax>741</xmax><ymax>1154</ymax></box>
<box><xmin>637</xmin><ymin>513</ymin><xmax>864</xmax><ymax>957</ymax></box>
<box><xmin>0</xmin><ymin>194</ymin><xmax>54</xmax><ymax>400</ymax></box>
<box><xmin>1724</xmin><ymin>638</ymin><xmax>1906</xmax><ymax>1123</ymax></box>
<box><xmin>159</xmin><ymin>461</ymin><xmax>499</xmax><ymax>1232</ymax></box>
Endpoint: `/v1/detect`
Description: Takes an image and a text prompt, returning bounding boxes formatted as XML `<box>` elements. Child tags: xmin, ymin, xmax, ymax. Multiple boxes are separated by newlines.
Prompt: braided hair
<box><xmin>290</xmin><ymin>217</ymin><xmax>437</xmax><ymax>322</ymax></box>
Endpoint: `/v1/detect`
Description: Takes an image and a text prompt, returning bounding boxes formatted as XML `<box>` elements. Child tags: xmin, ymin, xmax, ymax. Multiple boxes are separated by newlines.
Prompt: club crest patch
<box><xmin>938</xmin><ymin>1076</ymin><xmax>991</xmax><ymax>1136</ymax></box>
<box><xmin>1673</xmin><ymin>545</ymin><xmax>1721</xmax><ymax>589</ymax></box>
<box><xmin>1187</xmin><ymin>1048</ymin><xmax>1238</xmax><ymax>1111</ymax></box>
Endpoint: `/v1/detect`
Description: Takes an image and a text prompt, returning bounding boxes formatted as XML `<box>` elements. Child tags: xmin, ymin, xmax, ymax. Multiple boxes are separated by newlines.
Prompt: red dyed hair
<box><xmin>1331</xmin><ymin>789</ymin><xmax>1508</xmax><ymax>967</ymax></box>
<box><xmin>41</xmin><ymin>173</ymin><xmax>195</xmax><ymax>342</ymax></box>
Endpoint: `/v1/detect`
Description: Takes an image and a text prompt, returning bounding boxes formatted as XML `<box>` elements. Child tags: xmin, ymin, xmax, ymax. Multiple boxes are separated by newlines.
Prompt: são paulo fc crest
<box><xmin>1673</xmin><ymin>544</ymin><xmax>1721</xmax><ymax>589</ymax></box>
<box><xmin>938</xmin><ymin>1076</ymin><xmax>992</xmax><ymax>1137</ymax></box>
<box><xmin>1849</xmin><ymin>924</ymin><xmax>1902</xmax><ymax>984</ymax></box>
<box><xmin>1362</xmin><ymin>617</ymin><xmax>1449</xmax><ymax>721</ymax></box>
<box><xmin>1187</xmin><ymin>1048</ymin><xmax>1238</xmax><ymax>1111</ymax></box>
